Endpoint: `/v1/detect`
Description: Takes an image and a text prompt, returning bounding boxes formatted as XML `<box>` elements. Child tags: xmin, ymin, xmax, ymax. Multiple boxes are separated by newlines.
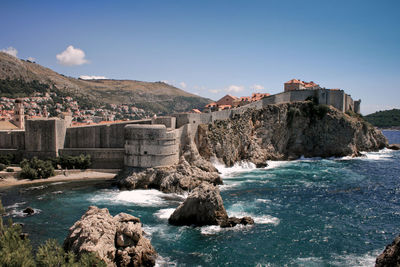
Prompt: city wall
<box><xmin>0</xmin><ymin>88</ymin><xmax>360</xmax><ymax>169</ymax></box>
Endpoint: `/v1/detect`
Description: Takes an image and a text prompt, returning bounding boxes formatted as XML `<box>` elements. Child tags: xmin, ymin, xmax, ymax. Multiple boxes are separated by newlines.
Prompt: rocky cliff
<box><xmin>63</xmin><ymin>206</ymin><xmax>156</xmax><ymax>267</ymax></box>
<box><xmin>376</xmin><ymin>234</ymin><xmax>400</xmax><ymax>266</ymax></box>
<box><xmin>117</xmin><ymin>143</ymin><xmax>222</xmax><ymax>194</ymax></box>
<box><xmin>197</xmin><ymin>102</ymin><xmax>388</xmax><ymax>166</ymax></box>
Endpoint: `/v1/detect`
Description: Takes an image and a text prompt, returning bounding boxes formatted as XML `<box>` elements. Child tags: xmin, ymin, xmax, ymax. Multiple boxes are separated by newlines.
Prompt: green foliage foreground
<box><xmin>0</xmin><ymin>199</ymin><xmax>106</xmax><ymax>267</ymax></box>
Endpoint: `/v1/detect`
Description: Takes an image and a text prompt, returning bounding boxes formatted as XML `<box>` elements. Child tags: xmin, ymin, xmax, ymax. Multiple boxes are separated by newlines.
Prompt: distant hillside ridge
<box><xmin>0</xmin><ymin>52</ymin><xmax>211</xmax><ymax>114</ymax></box>
<box><xmin>364</xmin><ymin>109</ymin><xmax>400</xmax><ymax>128</ymax></box>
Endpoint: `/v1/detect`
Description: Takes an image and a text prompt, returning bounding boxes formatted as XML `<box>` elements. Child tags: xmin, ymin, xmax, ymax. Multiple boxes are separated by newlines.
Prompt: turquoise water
<box><xmin>1</xmin><ymin>132</ymin><xmax>400</xmax><ymax>266</ymax></box>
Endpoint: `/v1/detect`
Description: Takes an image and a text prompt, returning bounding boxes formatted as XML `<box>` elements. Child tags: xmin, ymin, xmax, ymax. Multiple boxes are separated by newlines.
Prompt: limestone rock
<box><xmin>388</xmin><ymin>144</ymin><xmax>400</xmax><ymax>150</ymax></box>
<box><xmin>23</xmin><ymin>207</ymin><xmax>35</xmax><ymax>215</ymax></box>
<box><xmin>117</xmin><ymin>143</ymin><xmax>222</xmax><ymax>194</ymax></box>
<box><xmin>168</xmin><ymin>182</ymin><xmax>228</xmax><ymax>226</ymax></box>
<box><xmin>197</xmin><ymin>102</ymin><xmax>388</xmax><ymax>166</ymax></box>
<box><xmin>168</xmin><ymin>182</ymin><xmax>253</xmax><ymax>228</ymax></box>
<box><xmin>63</xmin><ymin>206</ymin><xmax>156</xmax><ymax>267</ymax></box>
<box><xmin>220</xmin><ymin>216</ymin><xmax>254</xmax><ymax>228</ymax></box>
<box><xmin>376</xmin><ymin>234</ymin><xmax>400</xmax><ymax>267</ymax></box>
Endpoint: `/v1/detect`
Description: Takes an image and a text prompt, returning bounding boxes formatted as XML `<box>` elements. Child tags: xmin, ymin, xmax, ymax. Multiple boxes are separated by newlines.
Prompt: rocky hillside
<box><xmin>0</xmin><ymin>52</ymin><xmax>211</xmax><ymax>114</ymax></box>
<box><xmin>197</xmin><ymin>101</ymin><xmax>388</xmax><ymax>166</ymax></box>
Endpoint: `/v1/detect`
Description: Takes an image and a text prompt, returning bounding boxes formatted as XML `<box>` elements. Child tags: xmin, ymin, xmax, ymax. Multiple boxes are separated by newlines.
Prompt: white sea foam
<box><xmin>360</xmin><ymin>148</ymin><xmax>393</xmax><ymax>161</ymax></box>
<box><xmin>256</xmin><ymin>198</ymin><xmax>272</xmax><ymax>204</ymax></box>
<box><xmin>155</xmin><ymin>255</ymin><xmax>178</xmax><ymax>267</ymax></box>
<box><xmin>227</xmin><ymin>209</ymin><xmax>280</xmax><ymax>226</ymax></box>
<box><xmin>10</xmin><ymin>208</ymin><xmax>42</xmax><ymax>218</ymax></box>
<box><xmin>330</xmin><ymin>249</ymin><xmax>381</xmax><ymax>267</ymax></box>
<box><xmin>212</xmin><ymin>158</ymin><xmax>257</xmax><ymax>178</ymax></box>
<box><xmin>52</xmin><ymin>191</ymin><xmax>63</xmax><ymax>194</ymax></box>
<box><xmin>4</xmin><ymin>202</ymin><xmax>26</xmax><ymax>209</ymax></box>
<box><xmin>50</xmin><ymin>182</ymin><xmax>67</xmax><ymax>185</ymax></box>
<box><xmin>154</xmin><ymin>208</ymin><xmax>175</xmax><ymax>220</ymax></box>
<box><xmin>89</xmin><ymin>189</ymin><xmax>180</xmax><ymax>207</ymax></box>
<box><xmin>265</xmin><ymin>160</ymin><xmax>289</xmax><ymax>169</ymax></box>
<box><xmin>23</xmin><ymin>185</ymin><xmax>47</xmax><ymax>191</ymax></box>
<box><xmin>200</xmin><ymin>224</ymin><xmax>252</xmax><ymax>235</ymax></box>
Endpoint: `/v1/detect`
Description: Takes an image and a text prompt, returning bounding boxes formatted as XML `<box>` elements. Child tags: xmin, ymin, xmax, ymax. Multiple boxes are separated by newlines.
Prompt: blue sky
<box><xmin>1</xmin><ymin>0</ymin><xmax>399</xmax><ymax>114</ymax></box>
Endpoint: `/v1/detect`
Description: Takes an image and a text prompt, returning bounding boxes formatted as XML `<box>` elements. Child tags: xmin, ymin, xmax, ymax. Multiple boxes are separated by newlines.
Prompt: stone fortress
<box><xmin>0</xmin><ymin>79</ymin><xmax>361</xmax><ymax>168</ymax></box>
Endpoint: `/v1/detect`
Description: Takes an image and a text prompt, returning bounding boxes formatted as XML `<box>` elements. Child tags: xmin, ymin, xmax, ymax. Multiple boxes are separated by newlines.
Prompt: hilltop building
<box><xmin>284</xmin><ymin>79</ymin><xmax>320</xmax><ymax>91</ymax></box>
<box><xmin>205</xmin><ymin>92</ymin><xmax>270</xmax><ymax>112</ymax></box>
<box><xmin>205</xmin><ymin>79</ymin><xmax>360</xmax><ymax>114</ymax></box>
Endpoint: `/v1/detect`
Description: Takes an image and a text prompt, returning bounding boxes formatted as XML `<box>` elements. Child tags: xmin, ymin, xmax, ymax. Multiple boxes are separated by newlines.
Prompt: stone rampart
<box><xmin>0</xmin><ymin>130</ymin><xmax>25</xmax><ymax>149</ymax></box>
<box><xmin>65</xmin><ymin>120</ymin><xmax>151</xmax><ymax>148</ymax></box>
<box><xmin>25</xmin><ymin>118</ymin><xmax>66</xmax><ymax>158</ymax></box>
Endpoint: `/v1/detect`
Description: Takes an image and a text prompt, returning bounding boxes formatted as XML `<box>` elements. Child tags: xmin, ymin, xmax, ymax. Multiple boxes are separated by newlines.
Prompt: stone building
<box><xmin>284</xmin><ymin>79</ymin><xmax>320</xmax><ymax>92</ymax></box>
<box><xmin>11</xmin><ymin>99</ymin><xmax>25</xmax><ymax>129</ymax></box>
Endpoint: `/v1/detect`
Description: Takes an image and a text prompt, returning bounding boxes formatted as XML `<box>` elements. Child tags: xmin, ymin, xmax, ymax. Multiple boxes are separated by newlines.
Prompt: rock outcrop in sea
<box><xmin>197</xmin><ymin>102</ymin><xmax>388</xmax><ymax>166</ymax></box>
<box><xmin>63</xmin><ymin>206</ymin><xmax>156</xmax><ymax>267</ymax></box>
<box><xmin>376</xmin><ymin>234</ymin><xmax>400</xmax><ymax>267</ymax></box>
<box><xmin>117</xmin><ymin>143</ymin><xmax>222</xmax><ymax>194</ymax></box>
<box><xmin>168</xmin><ymin>182</ymin><xmax>254</xmax><ymax>227</ymax></box>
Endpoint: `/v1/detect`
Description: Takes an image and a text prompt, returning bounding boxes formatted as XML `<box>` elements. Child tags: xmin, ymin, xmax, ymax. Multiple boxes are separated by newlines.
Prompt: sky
<box><xmin>1</xmin><ymin>0</ymin><xmax>399</xmax><ymax>115</ymax></box>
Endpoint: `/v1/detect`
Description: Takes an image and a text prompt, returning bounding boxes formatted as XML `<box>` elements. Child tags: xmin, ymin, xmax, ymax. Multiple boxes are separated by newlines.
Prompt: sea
<box><xmin>1</xmin><ymin>130</ymin><xmax>399</xmax><ymax>266</ymax></box>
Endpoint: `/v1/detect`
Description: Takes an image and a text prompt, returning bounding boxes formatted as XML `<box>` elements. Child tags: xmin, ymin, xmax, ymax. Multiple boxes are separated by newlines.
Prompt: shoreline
<box><xmin>0</xmin><ymin>169</ymin><xmax>119</xmax><ymax>189</ymax></box>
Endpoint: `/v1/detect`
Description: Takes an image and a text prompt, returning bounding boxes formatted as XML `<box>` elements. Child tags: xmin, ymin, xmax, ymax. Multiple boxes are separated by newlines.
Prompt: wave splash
<box><xmin>89</xmin><ymin>189</ymin><xmax>182</xmax><ymax>207</ymax></box>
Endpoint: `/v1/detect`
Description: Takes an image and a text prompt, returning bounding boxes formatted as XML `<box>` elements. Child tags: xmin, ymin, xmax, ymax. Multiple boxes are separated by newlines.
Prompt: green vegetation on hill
<box><xmin>0</xmin><ymin>79</ymin><xmax>49</xmax><ymax>98</ymax></box>
<box><xmin>364</xmin><ymin>109</ymin><xmax>400</xmax><ymax>128</ymax></box>
<box><xmin>0</xmin><ymin>52</ymin><xmax>211</xmax><ymax>115</ymax></box>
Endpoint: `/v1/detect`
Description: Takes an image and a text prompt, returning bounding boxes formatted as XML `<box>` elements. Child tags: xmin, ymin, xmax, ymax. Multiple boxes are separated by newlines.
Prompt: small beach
<box><xmin>0</xmin><ymin>169</ymin><xmax>118</xmax><ymax>188</ymax></box>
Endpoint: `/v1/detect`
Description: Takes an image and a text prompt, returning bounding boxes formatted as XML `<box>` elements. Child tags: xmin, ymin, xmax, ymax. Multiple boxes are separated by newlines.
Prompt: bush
<box><xmin>5</xmin><ymin>168</ymin><xmax>13</xmax><ymax>173</ymax></box>
<box><xmin>0</xmin><ymin>220</ymin><xmax>35</xmax><ymax>267</ymax></box>
<box><xmin>59</xmin><ymin>154</ymin><xmax>91</xmax><ymax>170</ymax></box>
<box><xmin>0</xmin><ymin>154</ymin><xmax>14</xmax><ymax>166</ymax></box>
<box><xmin>0</xmin><ymin>164</ymin><xmax>5</xmax><ymax>171</ymax></box>
<box><xmin>302</xmin><ymin>100</ymin><xmax>330</xmax><ymax>122</ymax></box>
<box><xmin>19</xmin><ymin>158</ymin><xmax>55</xmax><ymax>180</ymax></box>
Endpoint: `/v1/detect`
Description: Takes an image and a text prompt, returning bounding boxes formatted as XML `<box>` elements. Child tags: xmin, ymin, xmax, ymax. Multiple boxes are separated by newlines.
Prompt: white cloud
<box><xmin>226</xmin><ymin>85</ymin><xmax>244</xmax><ymax>93</ymax></box>
<box><xmin>1</xmin><ymin>47</ymin><xmax>18</xmax><ymax>57</ymax></box>
<box><xmin>208</xmin><ymin>85</ymin><xmax>245</xmax><ymax>94</ymax></box>
<box><xmin>253</xmin><ymin>84</ymin><xmax>265</xmax><ymax>91</ymax></box>
<box><xmin>179</xmin><ymin>81</ymin><xmax>187</xmax><ymax>89</ymax></box>
<box><xmin>79</xmin><ymin>75</ymin><xmax>107</xmax><ymax>80</ymax></box>
<box><xmin>209</xmin><ymin>89</ymin><xmax>222</xmax><ymax>94</ymax></box>
<box><xmin>56</xmin><ymin>45</ymin><xmax>89</xmax><ymax>66</ymax></box>
<box><xmin>27</xmin><ymin>56</ymin><xmax>35</xmax><ymax>62</ymax></box>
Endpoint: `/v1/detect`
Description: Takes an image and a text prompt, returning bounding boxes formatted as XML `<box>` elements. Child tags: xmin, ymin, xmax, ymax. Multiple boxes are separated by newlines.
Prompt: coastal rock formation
<box><xmin>388</xmin><ymin>144</ymin><xmax>400</xmax><ymax>150</ymax></box>
<box><xmin>63</xmin><ymin>206</ymin><xmax>156</xmax><ymax>267</ymax></box>
<box><xmin>168</xmin><ymin>182</ymin><xmax>254</xmax><ymax>227</ymax></box>
<box><xmin>23</xmin><ymin>207</ymin><xmax>35</xmax><ymax>215</ymax></box>
<box><xmin>197</xmin><ymin>102</ymin><xmax>388</xmax><ymax>166</ymax></box>
<box><xmin>117</xmin><ymin>143</ymin><xmax>222</xmax><ymax>194</ymax></box>
<box><xmin>376</xmin><ymin>234</ymin><xmax>400</xmax><ymax>267</ymax></box>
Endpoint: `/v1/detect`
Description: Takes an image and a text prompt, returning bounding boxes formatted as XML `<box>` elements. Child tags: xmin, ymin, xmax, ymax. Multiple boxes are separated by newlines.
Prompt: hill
<box><xmin>0</xmin><ymin>52</ymin><xmax>211</xmax><ymax>114</ymax></box>
<box><xmin>364</xmin><ymin>109</ymin><xmax>400</xmax><ymax>128</ymax></box>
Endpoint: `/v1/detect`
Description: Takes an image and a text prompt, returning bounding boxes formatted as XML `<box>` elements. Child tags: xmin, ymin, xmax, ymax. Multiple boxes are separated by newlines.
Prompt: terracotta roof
<box><xmin>192</xmin><ymin>109</ymin><xmax>201</xmax><ymax>113</ymax></box>
<box><xmin>285</xmin><ymin>79</ymin><xmax>303</xmax><ymax>84</ymax></box>
<box><xmin>0</xmin><ymin>121</ymin><xmax>18</xmax><ymax>130</ymax></box>
<box><xmin>218</xmin><ymin>105</ymin><xmax>231</xmax><ymax>109</ymax></box>
<box><xmin>205</xmin><ymin>102</ymin><xmax>217</xmax><ymax>108</ymax></box>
